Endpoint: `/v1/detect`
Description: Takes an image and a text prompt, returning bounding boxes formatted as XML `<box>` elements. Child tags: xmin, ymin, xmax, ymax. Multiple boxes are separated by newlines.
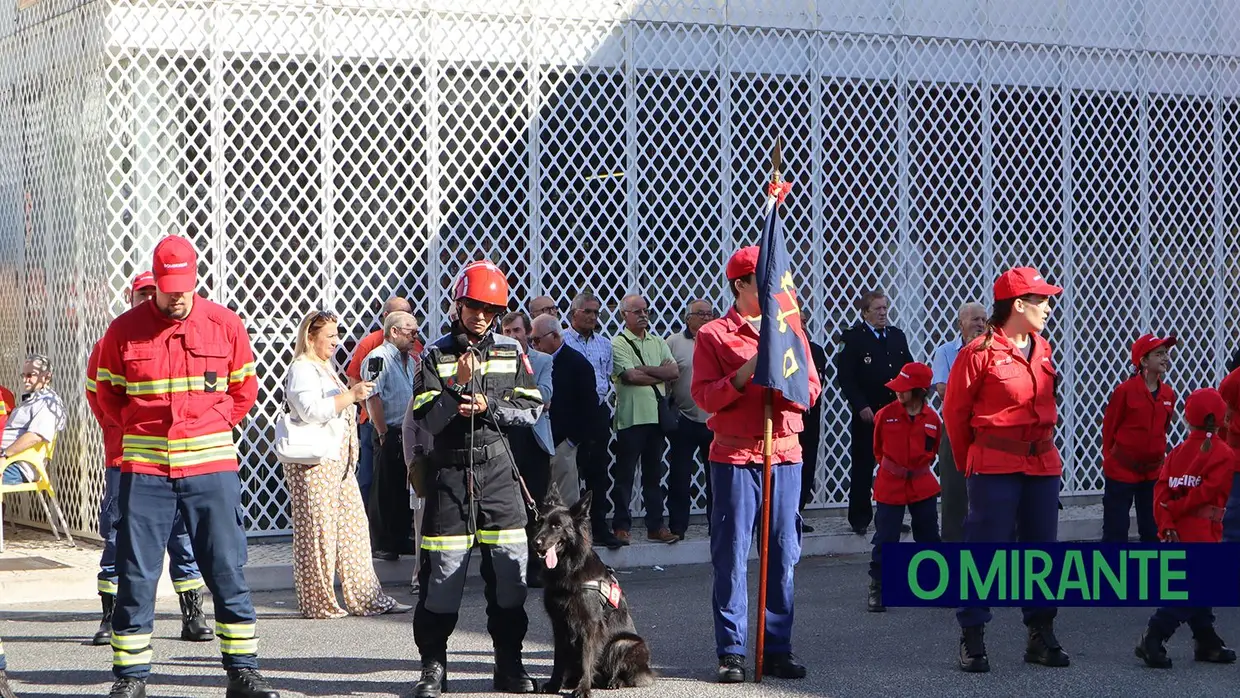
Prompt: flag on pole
<box><xmin>751</xmin><ymin>179</ymin><xmax>812</xmax><ymax>410</ymax></box>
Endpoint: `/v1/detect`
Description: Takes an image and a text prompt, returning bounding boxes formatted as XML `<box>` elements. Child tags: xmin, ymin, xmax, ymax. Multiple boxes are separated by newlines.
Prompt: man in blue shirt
<box><xmin>930</xmin><ymin>301</ymin><xmax>986</xmax><ymax>541</ymax></box>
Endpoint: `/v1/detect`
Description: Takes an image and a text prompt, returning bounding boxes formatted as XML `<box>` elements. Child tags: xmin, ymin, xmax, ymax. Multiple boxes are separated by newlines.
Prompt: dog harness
<box><xmin>581</xmin><ymin>577</ymin><xmax>623</xmax><ymax>609</ymax></box>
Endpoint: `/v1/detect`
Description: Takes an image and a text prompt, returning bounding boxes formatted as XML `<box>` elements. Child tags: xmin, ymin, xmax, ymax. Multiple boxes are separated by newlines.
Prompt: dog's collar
<box><xmin>582</xmin><ymin>578</ymin><xmax>623</xmax><ymax>609</ymax></box>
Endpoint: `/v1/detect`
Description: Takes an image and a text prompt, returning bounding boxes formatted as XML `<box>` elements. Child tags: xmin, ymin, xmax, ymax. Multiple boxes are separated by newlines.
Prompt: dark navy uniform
<box><xmin>834</xmin><ymin>322</ymin><xmax>912</xmax><ymax>532</ymax></box>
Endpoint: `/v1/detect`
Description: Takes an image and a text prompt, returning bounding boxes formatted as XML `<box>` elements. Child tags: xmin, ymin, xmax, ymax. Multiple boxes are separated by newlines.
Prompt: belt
<box><xmin>1189</xmin><ymin>504</ymin><xmax>1226</xmax><ymax>523</ymax></box>
<box><xmin>1112</xmin><ymin>447</ymin><xmax>1163</xmax><ymax>473</ymax></box>
<box><xmin>977</xmin><ymin>433</ymin><xmax>1055</xmax><ymax>457</ymax></box>
<box><xmin>713</xmin><ymin>433</ymin><xmax>800</xmax><ymax>454</ymax></box>
<box><xmin>439</xmin><ymin>439</ymin><xmax>507</xmax><ymax>466</ymax></box>
<box><xmin>879</xmin><ymin>457</ymin><xmax>932</xmax><ymax>479</ymax></box>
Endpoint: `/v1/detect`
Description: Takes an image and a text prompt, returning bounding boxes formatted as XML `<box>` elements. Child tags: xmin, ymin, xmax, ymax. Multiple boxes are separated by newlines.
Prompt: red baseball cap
<box><xmin>726</xmin><ymin>246</ymin><xmax>759</xmax><ymax>280</ymax></box>
<box><xmin>152</xmin><ymin>236</ymin><xmax>198</xmax><ymax>293</ymax></box>
<box><xmin>130</xmin><ymin>270</ymin><xmax>155</xmax><ymax>293</ymax></box>
<box><xmin>993</xmin><ymin>267</ymin><xmax>1062</xmax><ymax>302</ymax></box>
<box><xmin>1185</xmin><ymin>388</ymin><xmax>1226</xmax><ymax>429</ymax></box>
<box><xmin>885</xmin><ymin>362</ymin><xmax>933</xmax><ymax>392</ymax></box>
<box><xmin>1131</xmin><ymin>333</ymin><xmax>1177</xmax><ymax>367</ymax></box>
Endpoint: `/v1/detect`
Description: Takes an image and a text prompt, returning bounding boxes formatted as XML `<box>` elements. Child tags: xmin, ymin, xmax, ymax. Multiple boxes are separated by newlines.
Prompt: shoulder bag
<box><xmin>620</xmin><ymin>335</ymin><xmax>679</xmax><ymax>434</ymax></box>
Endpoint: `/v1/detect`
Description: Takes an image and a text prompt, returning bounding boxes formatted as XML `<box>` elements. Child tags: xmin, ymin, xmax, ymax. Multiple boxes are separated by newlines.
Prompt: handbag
<box><xmin>273</xmin><ymin>363</ymin><xmax>346</xmax><ymax>465</ymax></box>
<box><xmin>620</xmin><ymin>335</ymin><xmax>679</xmax><ymax>434</ymax></box>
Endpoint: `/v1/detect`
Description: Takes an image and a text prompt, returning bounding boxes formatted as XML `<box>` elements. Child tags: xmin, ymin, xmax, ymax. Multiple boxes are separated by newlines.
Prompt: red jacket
<box><xmin>86</xmin><ymin>341</ymin><xmax>123</xmax><ymax>467</ymax></box>
<box><xmin>691</xmin><ymin>307</ymin><xmax>821</xmax><ymax>465</ymax></box>
<box><xmin>1154</xmin><ymin>434</ymin><xmax>1235</xmax><ymax>542</ymax></box>
<box><xmin>0</xmin><ymin>385</ymin><xmax>9</xmax><ymax>432</ymax></box>
<box><xmin>1101</xmin><ymin>375</ymin><xmax>1176</xmax><ymax>483</ymax></box>
<box><xmin>1220</xmin><ymin>367</ymin><xmax>1240</xmax><ymax>449</ymax></box>
<box><xmin>872</xmin><ymin>401</ymin><xmax>942</xmax><ymax>505</ymax></box>
<box><xmin>942</xmin><ymin>329</ymin><xmax>1061</xmax><ymax>477</ymax></box>
<box><xmin>91</xmin><ymin>299</ymin><xmax>258</xmax><ymax>478</ymax></box>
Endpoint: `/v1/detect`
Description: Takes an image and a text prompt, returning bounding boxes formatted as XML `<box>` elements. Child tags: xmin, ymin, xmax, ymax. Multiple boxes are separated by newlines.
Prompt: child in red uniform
<box><xmin>868</xmin><ymin>362</ymin><xmax>942</xmax><ymax>612</ymax></box>
<box><xmin>1135</xmin><ymin>388</ymin><xmax>1237</xmax><ymax>669</ymax></box>
<box><xmin>1100</xmin><ymin>334</ymin><xmax>1177</xmax><ymax>543</ymax></box>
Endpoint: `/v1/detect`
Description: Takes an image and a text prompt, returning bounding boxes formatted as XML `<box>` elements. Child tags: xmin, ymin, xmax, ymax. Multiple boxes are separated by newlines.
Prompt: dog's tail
<box><xmin>601</xmin><ymin>632</ymin><xmax>656</xmax><ymax>688</ymax></box>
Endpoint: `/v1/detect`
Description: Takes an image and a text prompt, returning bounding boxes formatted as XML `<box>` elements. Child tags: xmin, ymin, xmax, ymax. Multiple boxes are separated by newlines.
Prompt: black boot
<box><xmin>716</xmin><ymin>654</ymin><xmax>745</xmax><ymax>683</ymax></box>
<box><xmin>493</xmin><ymin>652</ymin><xmax>538</xmax><ymax>693</ymax></box>
<box><xmin>762</xmin><ymin>653</ymin><xmax>807</xmax><ymax>679</ymax></box>
<box><xmin>1135</xmin><ymin>627</ymin><xmax>1173</xmax><ymax>668</ymax></box>
<box><xmin>179</xmin><ymin>588</ymin><xmax>214</xmax><ymax>642</ymax></box>
<box><xmin>958</xmin><ymin>625</ymin><xmax>989</xmax><ymax>673</ymax></box>
<box><xmin>225</xmin><ymin>668</ymin><xmax>279</xmax><ymax>698</ymax></box>
<box><xmin>1024</xmin><ymin>620</ymin><xmax>1070</xmax><ymax>667</ymax></box>
<box><xmin>413</xmin><ymin>661</ymin><xmax>447</xmax><ymax>698</ymax></box>
<box><xmin>0</xmin><ymin>670</ymin><xmax>16</xmax><ymax>698</ymax></box>
<box><xmin>1193</xmin><ymin>625</ymin><xmax>1238</xmax><ymax>664</ymax></box>
<box><xmin>867</xmin><ymin>579</ymin><xmax>885</xmax><ymax>613</ymax></box>
<box><xmin>107</xmin><ymin>677</ymin><xmax>147</xmax><ymax>698</ymax></box>
<box><xmin>93</xmin><ymin>593</ymin><xmax>115</xmax><ymax>646</ymax></box>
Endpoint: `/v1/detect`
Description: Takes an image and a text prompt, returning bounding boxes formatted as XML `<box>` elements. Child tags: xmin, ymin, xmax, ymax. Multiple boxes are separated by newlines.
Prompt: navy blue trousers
<box><xmin>710</xmin><ymin>461</ymin><xmax>802</xmax><ymax>657</ymax></box>
<box><xmin>1223</xmin><ymin>473</ymin><xmax>1240</xmax><ymax>542</ymax></box>
<box><xmin>870</xmin><ymin>497</ymin><xmax>940</xmax><ymax>581</ymax></box>
<box><xmin>668</xmin><ymin>416</ymin><xmax>712</xmax><ymax>535</ymax></box>
<box><xmin>957</xmin><ymin>473</ymin><xmax>1060</xmax><ymax>628</ymax></box>
<box><xmin>98</xmin><ymin>466</ymin><xmax>201</xmax><ymax>595</ymax></box>
<box><xmin>1149</xmin><ymin>607</ymin><xmax>1215</xmax><ymax>638</ymax></box>
<box><xmin>112</xmin><ymin>471</ymin><xmax>258</xmax><ymax>679</ymax></box>
<box><xmin>1101</xmin><ymin>477</ymin><xmax>1158</xmax><ymax>543</ymax></box>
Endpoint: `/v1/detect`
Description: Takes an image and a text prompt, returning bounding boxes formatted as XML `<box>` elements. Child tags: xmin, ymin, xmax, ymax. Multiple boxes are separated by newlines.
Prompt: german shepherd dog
<box><xmin>533</xmin><ymin>487</ymin><xmax>656</xmax><ymax>696</ymax></box>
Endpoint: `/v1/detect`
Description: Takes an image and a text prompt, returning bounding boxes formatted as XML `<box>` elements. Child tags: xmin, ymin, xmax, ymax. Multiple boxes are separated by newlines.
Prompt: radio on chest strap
<box><xmin>581</xmin><ymin>577</ymin><xmax>623</xmax><ymax>609</ymax></box>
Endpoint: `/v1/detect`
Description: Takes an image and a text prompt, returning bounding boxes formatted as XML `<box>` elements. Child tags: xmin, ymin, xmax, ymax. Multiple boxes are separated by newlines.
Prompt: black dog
<box><xmin>533</xmin><ymin>488</ymin><xmax>656</xmax><ymax>697</ymax></box>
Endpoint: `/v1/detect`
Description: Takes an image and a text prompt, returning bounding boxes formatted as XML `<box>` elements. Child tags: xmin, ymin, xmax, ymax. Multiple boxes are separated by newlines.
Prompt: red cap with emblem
<box><xmin>726</xmin><ymin>246</ymin><xmax>759</xmax><ymax>280</ymax></box>
<box><xmin>130</xmin><ymin>270</ymin><xmax>156</xmax><ymax>293</ymax></box>
<box><xmin>1185</xmin><ymin>388</ymin><xmax>1226</xmax><ymax>430</ymax></box>
<box><xmin>993</xmin><ymin>267</ymin><xmax>1062</xmax><ymax>302</ymax></box>
<box><xmin>885</xmin><ymin>362</ymin><xmax>933</xmax><ymax>392</ymax></box>
<box><xmin>152</xmin><ymin>236</ymin><xmax>198</xmax><ymax>294</ymax></box>
<box><xmin>1130</xmin><ymin>333</ymin><xmax>1177</xmax><ymax>367</ymax></box>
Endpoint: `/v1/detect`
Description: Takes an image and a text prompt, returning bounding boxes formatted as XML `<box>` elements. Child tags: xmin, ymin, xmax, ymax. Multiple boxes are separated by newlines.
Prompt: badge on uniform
<box><xmin>863</xmin><ymin>356</ymin><xmax>872</xmax><ymax>365</ymax></box>
<box><xmin>521</xmin><ymin>354</ymin><xmax>533</xmax><ymax>375</ymax></box>
<box><xmin>204</xmin><ymin>370</ymin><xmax>218</xmax><ymax>393</ymax></box>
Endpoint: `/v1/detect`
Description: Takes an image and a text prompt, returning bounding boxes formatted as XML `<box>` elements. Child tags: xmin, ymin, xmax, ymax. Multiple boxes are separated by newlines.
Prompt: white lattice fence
<box><xmin>3</xmin><ymin>0</ymin><xmax>1240</xmax><ymax>537</ymax></box>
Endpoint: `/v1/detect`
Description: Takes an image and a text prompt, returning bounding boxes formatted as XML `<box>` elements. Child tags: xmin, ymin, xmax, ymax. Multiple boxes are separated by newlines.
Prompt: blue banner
<box><xmin>752</xmin><ymin>183</ymin><xmax>811</xmax><ymax>410</ymax></box>
<box><xmin>881</xmin><ymin>543</ymin><xmax>1240</xmax><ymax>607</ymax></box>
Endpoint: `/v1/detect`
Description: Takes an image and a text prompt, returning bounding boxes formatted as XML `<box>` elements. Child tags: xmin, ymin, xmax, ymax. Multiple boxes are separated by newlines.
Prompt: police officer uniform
<box><xmin>410</xmin><ymin>261</ymin><xmax>544</xmax><ymax>697</ymax></box>
<box><xmin>835</xmin><ymin>317</ymin><xmax>912</xmax><ymax>533</ymax></box>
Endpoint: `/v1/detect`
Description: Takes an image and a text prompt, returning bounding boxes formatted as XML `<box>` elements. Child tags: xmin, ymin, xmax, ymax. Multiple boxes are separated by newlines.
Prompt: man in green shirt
<box><xmin>611</xmin><ymin>294</ymin><xmax>680</xmax><ymax>544</ymax></box>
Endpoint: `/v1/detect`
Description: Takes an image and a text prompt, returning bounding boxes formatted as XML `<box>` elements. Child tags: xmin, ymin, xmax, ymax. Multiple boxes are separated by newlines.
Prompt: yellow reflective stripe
<box><xmin>96</xmin><ymin>368</ymin><xmax>127</xmax><ymax>387</ymax></box>
<box><xmin>112</xmin><ymin>649</ymin><xmax>154</xmax><ymax>666</ymax></box>
<box><xmin>221</xmin><ymin>638</ymin><xmax>259</xmax><ymax>655</ymax></box>
<box><xmin>215</xmin><ymin>622</ymin><xmax>256</xmax><ymax>639</ymax></box>
<box><xmin>436</xmin><ymin>363</ymin><xmax>456</xmax><ymax>378</ymax></box>
<box><xmin>229</xmin><ymin>362</ymin><xmax>256</xmax><ymax>383</ymax></box>
<box><xmin>110</xmin><ymin>634</ymin><xmax>152</xmax><ymax>651</ymax></box>
<box><xmin>172</xmin><ymin>577</ymin><xmax>205</xmax><ymax>593</ymax></box>
<box><xmin>126</xmin><ymin>376</ymin><xmax>204</xmax><ymax>395</ymax></box>
<box><xmin>123</xmin><ymin>445</ymin><xmax>238</xmax><ymax>467</ymax></box>
<box><xmin>480</xmin><ymin>359</ymin><xmax>517</xmax><ymax>374</ymax></box>
<box><xmin>98</xmin><ymin>579</ymin><xmax>118</xmax><ymax>594</ymax></box>
<box><xmin>511</xmin><ymin>387</ymin><xmax>542</xmax><ymax>401</ymax></box>
<box><xmin>123</xmin><ymin>432</ymin><xmax>235</xmax><ymax>451</ymax></box>
<box><xmin>411</xmin><ymin>391</ymin><xmax>440</xmax><ymax>410</ymax></box>
<box><xmin>86</xmin><ymin>377</ymin><xmax>98</xmax><ymax>393</ymax></box>
<box><xmin>421</xmin><ymin>534</ymin><xmax>476</xmax><ymax>551</ymax></box>
<box><xmin>476</xmin><ymin>528</ymin><xmax>528</xmax><ymax>546</ymax></box>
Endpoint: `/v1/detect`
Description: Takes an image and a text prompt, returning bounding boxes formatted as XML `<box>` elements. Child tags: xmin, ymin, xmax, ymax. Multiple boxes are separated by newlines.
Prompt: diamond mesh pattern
<box><xmin>3</xmin><ymin>0</ymin><xmax>1240</xmax><ymax>536</ymax></box>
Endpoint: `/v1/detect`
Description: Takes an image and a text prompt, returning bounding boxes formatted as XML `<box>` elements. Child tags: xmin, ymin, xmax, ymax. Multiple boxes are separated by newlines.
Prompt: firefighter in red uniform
<box><xmin>1100</xmin><ymin>334</ymin><xmax>1177</xmax><ymax>543</ymax></box>
<box><xmin>1218</xmin><ymin>364</ymin><xmax>1240</xmax><ymax>542</ymax></box>
<box><xmin>867</xmin><ymin>362</ymin><xmax>941</xmax><ymax>613</ymax></box>
<box><xmin>691</xmin><ymin>246</ymin><xmax>821</xmax><ymax>684</ymax></box>
<box><xmin>92</xmin><ymin>236</ymin><xmax>277</xmax><ymax>698</ymax></box>
<box><xmin>1135</xmin><ymin>388</ymin><xmax>1237</xmax><ymax>668</ymax></box>
<box><xmin>943</xmin><ymin>266</ymin><xmax>1068</xmax><ymax>673</ymax></box>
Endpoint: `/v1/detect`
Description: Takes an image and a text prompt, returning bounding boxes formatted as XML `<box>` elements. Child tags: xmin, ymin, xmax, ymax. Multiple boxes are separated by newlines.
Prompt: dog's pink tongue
<box><xmin>544</xmin><ymin>546</ymin><xmax>559</xmax><ymax>570</ymax></box>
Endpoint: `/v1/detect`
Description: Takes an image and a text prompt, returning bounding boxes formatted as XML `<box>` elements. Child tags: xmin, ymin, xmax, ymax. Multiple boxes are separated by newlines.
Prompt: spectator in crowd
<box><xmin>500</xmin><ymin>311</ymin><xmax>555</xmax><ymax>587</ymax></box>
<box><xmin>665</xmin><ymin>298</ymin><xmax>716</xmax><ymax>539</ymax></box>
<box><xmin>611</xmin><ymin>293</ymin><xmax>679</xmax><ymax>544</ymax></box>
<box><xmin>797</xmin><ymin>308</ymin><xmax>830</xmax><ymax>532</ymax></box>
<box><xmin>1</xmin><ymin>354</ymin><xmax>65</xmax><ymax>486</ymax></box>
<box><xmin>563</xmin><ymin>291</ymin><xmax>622</xmax><ymax>548</ymax></box>
<box><xmin>347</xmin><ymin>296</ymin><xmax>415</xmax><ymax>509</ymax></box>
<box><xmin>530</xmin><ymin>314</ymin><xmax>596</xmax><ymax>506</ymax></box>
<box><xmin>282</xmin><ymin>310</ymin><xmax>410</xmax><ymax>618</ymax></box>
<box><xmin>529</xmin><ymin>296</ymin><xmax>560</xmax><ymax>320</ymax></box>
<box><xmin>361</xmin><ymin>311</ymin><xmax>419</xmax><ymax>561</ymax></box>
<box><xmin>835</xmin><ymin>289</ymin><xmax>913</xmax><ymax>535</ymax></box>
<box><xmin>930</xmin><ymin>301</ymin><xmax>987</xmax><ymax>542</ymax></box>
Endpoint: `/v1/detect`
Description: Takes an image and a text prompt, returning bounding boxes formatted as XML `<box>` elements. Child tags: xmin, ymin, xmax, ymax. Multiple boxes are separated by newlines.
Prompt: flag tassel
<box><xmin>754</xmin><ymin>387</ymin><xmax>775</xmax><ymax>683</ymax></box>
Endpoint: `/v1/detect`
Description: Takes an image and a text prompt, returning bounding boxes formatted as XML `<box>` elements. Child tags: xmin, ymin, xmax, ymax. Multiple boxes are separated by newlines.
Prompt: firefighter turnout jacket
<box><xmin>1102</xmin><ymin>375</ymin><xmax>1176</xmax><ymax>484</ymax></box>
<box><xmin>86</xmin><ymin>341</ymin><xmax>124</xmax><ymax>468</ymax></box>
<box><xmin>90</xmin><ymin>299</ymin><xmax>258</xmax><ymax>477</ymax></box>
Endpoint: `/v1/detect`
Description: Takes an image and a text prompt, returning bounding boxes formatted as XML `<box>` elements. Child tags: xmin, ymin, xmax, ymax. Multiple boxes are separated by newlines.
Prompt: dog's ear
<box><xmin>570</xmin><ymin>491</ymin><xmax>592</xmax><ymax>521</ymax></box>
<box><xmin>544</xmin><ymin>482</ymin><xmax>564</xmax><ymax>509</ymax></box>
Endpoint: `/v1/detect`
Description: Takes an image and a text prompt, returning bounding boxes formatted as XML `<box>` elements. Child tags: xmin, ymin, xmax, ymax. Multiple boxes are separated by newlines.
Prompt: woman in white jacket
<box><xmin>282</xmin><ymin>310</ymin><xmax>411</xmax><ymax>619</ymax></box>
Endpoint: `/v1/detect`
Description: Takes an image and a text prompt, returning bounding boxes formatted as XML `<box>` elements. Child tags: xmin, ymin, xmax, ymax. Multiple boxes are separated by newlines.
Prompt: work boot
<box><xmin>958</xmin><ymin>625</ymin><xmax>989</xmax><ymax>673</ymax></box>
<box><xmin>413</xmin><ymin>661</ymin><xmax>447</xmax><ymax>698</ymax></box>
<box><xmin>493</xmin><ymin>652</ymin><xmax>538</xmax><ymax>693</ymax></box>
<box><xmin>178</xmin><ymin>588</ymin><xmax>214</xmax><ymax>642</ymax></box>
<box><xmin>225</xmin><ymin>668</ymin><xmax>279</xmax><ymax>698</ymax></box>
<box><xmin>762</xmin><ymin>653</ymin><xmax>807</xmax><ymax>679</ymax></box>
<box><xmin>1024</xmin><ymin>620</ymin><xmax>1070</xmax><ymax>667</ymax></box>
<box><xmin>716</xmin><ymin>653</ymin><xmax>745</xmax><ymax>683</ymax></box>
<box><xmin>0</xmin><ymin>670</ymin><xmax>15</xmax><ymax>698</ymax></box>
<box><xmin>1135</xmin><ymin>627</ymin><xmax>1173</xmax><ymax>668</ymax></box>
<box><xmin>1193</xmin><ymin>625</ymin><xmax>1238</xmax><ymax>664</ymax></box>
<box><xmin>106</xmin><ymin>677</ymin><xmax>147</xmax><ymax>698</ymax></box>
<box><xmin>93</xmin><ymin>592</ymin><xmax>115</xmax><ymax>646</ymax></box>
<box><xmin>867</xmin><ymin>579</ymin><xmax>885</xmax><ymax>613</ymax></box>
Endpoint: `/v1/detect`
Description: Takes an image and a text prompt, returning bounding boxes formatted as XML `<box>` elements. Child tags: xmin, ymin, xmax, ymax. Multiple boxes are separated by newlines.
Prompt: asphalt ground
<box><xmin>1</xmin><ymin>553</ymin><xmax>1237</xmax><ymax>697</ymax></box>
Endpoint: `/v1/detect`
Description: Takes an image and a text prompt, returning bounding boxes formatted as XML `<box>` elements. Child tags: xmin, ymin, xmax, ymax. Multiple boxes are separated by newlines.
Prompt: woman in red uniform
<box><xmin>867</xmin><ymin>362</ymin><xmax>941</xmax><ymax>613</ymax></box>
<box><xmin>1135</xmin><ymin>388</ymin><xmax>1236</xmax><ymax>668</ymax></box>
<box><xmin>1100</xmin><ymin>334</ymin><xmax>1177</xmax><ymax>543</ymax></box>
<box><xmin>943</xmin><ymin>267</ymin><xmax>1068</xmax><ymax>673</ymax></box>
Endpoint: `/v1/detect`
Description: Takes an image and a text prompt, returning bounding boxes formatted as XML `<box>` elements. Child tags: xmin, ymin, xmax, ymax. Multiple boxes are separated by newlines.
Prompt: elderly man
<box><xmin>563</xmin><ymin>292</ymin><xmax>622</xmax><ymax>548</ymax></box>
<box><xmin>611</xmin><ymin>294</ymin><xmax>679</xmax><ymax>544</ymax></box>
<box><xmin>361</xmin><ymin>310</ymin><xmax>420</xmax><ymax>561</ymax></box>
<box><xmin>836</xmin><ymin>289</ymin><xmax>913</xmax><ymax>535</ymax></box>
<box><xmin>530</xmin><ymin>314</ymin><xmax>596</xmax><ymax>506</ymax></box>
<box><xmin>528</xmin><ymin>296</ymin><xmax>560</xmax><ymax>320</ymax></box>
<box><xmin>665</xmin><ymin>298</ymin><xmax>716</xmax><ymax>538</ymax></box>
<box><xmin>0</xmin><ymin>354</ymin><xmax>66</xmax><ymax>486</ymax></box>
<box><xmin>931</xmin><ymin>301</ymin><xmax>987</xmax><ymax>542</ymax></box>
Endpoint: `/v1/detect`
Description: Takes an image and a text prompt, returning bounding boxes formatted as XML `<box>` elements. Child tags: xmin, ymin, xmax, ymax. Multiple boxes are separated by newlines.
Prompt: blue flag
<box><xmin>752</xmin><ymin>182</ymin><xmax>812</xmax><ymax>410</ymax></box>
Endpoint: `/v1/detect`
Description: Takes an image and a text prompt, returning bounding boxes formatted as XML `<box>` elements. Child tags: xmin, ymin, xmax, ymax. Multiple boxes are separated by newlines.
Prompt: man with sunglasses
<box><xmin>409</xmin><ymin>260</ymin><xmax>544</xmax><ymax>697</ymax></box>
